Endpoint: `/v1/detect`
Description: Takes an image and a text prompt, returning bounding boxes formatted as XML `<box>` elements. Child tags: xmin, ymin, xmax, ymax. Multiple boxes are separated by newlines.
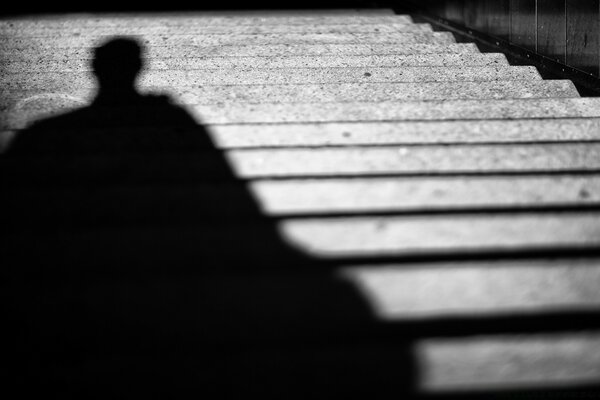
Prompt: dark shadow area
<box><xmin>2</xmin><ymin>37</ymin><xmax>416</xmax><ymax>398</ymax></box>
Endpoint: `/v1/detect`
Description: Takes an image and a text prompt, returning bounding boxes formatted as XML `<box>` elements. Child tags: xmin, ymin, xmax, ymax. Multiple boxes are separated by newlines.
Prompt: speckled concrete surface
<box><xmin>188</xmin><ymin>97</ymin><xmax>600</xmax><ymax>124</ymax></box>
<box><xmin>279</xmin><ymin>213</ymin><xmax>600</xmax><ymax>257</ymax></box>
<box><xmin>0</xmin><ymin>53</ymin><xmax>509</xmax><ymax>73</ymax></box>
<box><xmin>6</xmin><ymin>96</ymin><xmax>600</xmax><ymax>130</ymax></box>
<box><xmin>0</xmin><ymin>80</ymin><xmax>577</xmax><ymax>113</ymax></box>
<box><xmin>207</xmin><ymin>118</ymin><xmax>599</xmax><ymax>147</ymax></box>
<box><xmin>0</xmin><ymin>32</ymin><xmax>456</xmax><ymax>49</ymax></box>
<box><xmin>0</xmin><ymin>43</ymin><xmax>480</xmax><ymax>62</ymax></box>
<box><xmin>0</xmin><ymin>66</ymin><xmax>543</xmax><ymax>91</ymax></box>
<box><xmin>226</xmin><ymin>143</ymin><xmax>600</xmax><ymax>177</ymax></box>
<box><xmin>250</xmin><ymin>175</ymin><xmax>600</xmax><ymax>214</ymax></box>
<box><xmin>417</xmin><ymin>332</ymin><xmax>600</xmax><ymax>391</ymax></box>
<box><xmin>0</xmin><ymin>22</ymin><xmax>432</xmax><ymax>36</ymax></box>
<box><xmin>0</xmin><ymin>14</ymin><xmax>413</xmax><ymax>30</ymax></box>
<box><xmin>341</xmin><ymin>260</ymin><xmax>600</xmax><ymax>318</ymax></box>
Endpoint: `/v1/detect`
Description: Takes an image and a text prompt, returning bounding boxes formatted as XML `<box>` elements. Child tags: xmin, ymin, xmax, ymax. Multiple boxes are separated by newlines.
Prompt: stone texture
<box><xmin>0</xmin><ymin>15</ymin><xmax>414</xmax><ymax>30</ymax></box>
<box><xmin>250</xmin><ymin>175</ymin><xmax>600</xmax><ymax>214</ymax></box>
<box><xmin>0</xmin><ymin>53</ymin><xmax>508</xmax><ymax>73</ymax></box>
<box><xmin>1</xmin><ymin>79</ymin><xmax>578</xmax><ymax>113</ymax></box>
<box><xmin>0</xmin><ymin>23</ymin><xmax>432</xmax><ymax>36</ymax></box>
<box><xmin>0</xmin><ymin>32</ymin><xmax>456</xmax><ymax>49</ymax></box>
<box><xmin>0</xmin><ymin>66</ymin><xmax>543</xmax><ymax>91</ymax></box>
<box><xmin>0</xmin><ymin>43</ymin><xmax>480</xmax><ymax>62</ymax></box>
<box><xmin>279</xmin><ymin>213</ymin><xmax>600</xmax><ymax>257</ymax></box>
<box><xmin>340</xmin><ymin>259</ymin><xmax>600</xmax><ymax>319</ymax></box>
<box><xmin>207</xmin><ymin>118</ymin><xmax>599</xmax><ymax>147</ymax></box>
<box><xmin>417</xmin><ymin>332</ymin><xmax>600</xmax><ymax>391</ymax></box>
<box><xmin>227</xmin><ymin>143</ymin><xmax>600</xmax><ymax>178</ymax></box>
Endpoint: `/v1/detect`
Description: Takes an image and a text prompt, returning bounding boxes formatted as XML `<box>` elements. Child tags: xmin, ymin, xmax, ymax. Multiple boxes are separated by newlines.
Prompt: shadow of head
<box><xmin>92</xmin><ymin>37</ymin><xmax>144</xmax><ymax>89</ymax></box>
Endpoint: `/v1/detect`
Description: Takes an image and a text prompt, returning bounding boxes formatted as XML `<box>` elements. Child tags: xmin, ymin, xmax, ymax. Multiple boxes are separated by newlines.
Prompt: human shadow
<box><xmin>3</xmin><ymin>37</ymin><xmax>416</xmax><ymax>398</ymax></box>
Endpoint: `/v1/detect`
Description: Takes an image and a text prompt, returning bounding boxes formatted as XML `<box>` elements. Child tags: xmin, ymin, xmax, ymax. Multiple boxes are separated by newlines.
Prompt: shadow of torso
<box><xmin>3</xmin><ymin>38</ymin><xmax>413</xmax><ymax>399</ymax></box>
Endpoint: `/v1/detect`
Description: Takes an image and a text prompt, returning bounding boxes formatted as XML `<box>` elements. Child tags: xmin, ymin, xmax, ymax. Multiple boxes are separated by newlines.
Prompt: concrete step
<box><xmin>6</xmin><ymin>96</ymin><xmax>600</xmax><ymax>135</ymax></box>
<box><xmin>0</xmin><ymin>53</ymin><xmax>509</xmax><ymax>73</ymax></box>
<box><xmin>281</xmin><ymin>212</ymin><xmax>600</xmax><ymax>258</ymax></box>
<box><xmin>0</xmin><ymin>66</ymin><xmax>542</xmax><ymax>93</ymax></box>
<box><xmin>187</xmin><ymin>97</ymin><xmax>600</xmax><ymax>124</ymax></box>
<box><xmin>3</xmin><ymin>212</ymin><xmax>599</xmax><ymax>267</ymax></box>
<box><xmin>290</xmin><ymin>145</ymin><xmax>598</xmax><ymax>180</ymax></box>
<box><xmin>206</xmin><ymin>118</ymin><xmax>600</xmax><ymax>147</ymax></box>
<box><xmin>0</xmin><ymin>15</ymin><xmax>414</xmax><ymax>29</ymax></box>
<box><xmin>178</xmin><ymin>80</ymin><xmax>575</xmax><ymax>103</ymax></box>
<box><xmin>417</xmin><ymin>331</ymin><xmax>600</xmax><ymax>393</ymax></box>
<box><xmin>1</xmin><ymin>80</ymin><xmax>578</xmax><ymax>114</ymax></box>
<box><xmin>4</xmin><ymin>116</ymin><xmax>599</xmax><ymax>155</ymax></box>
<box><xmin>1</xmin><ymin>144</ymin><xmax>598</xmax><ymax>185</ymax></box>
<box><xmin>0</xmin><ymin>23</ymin><xmax>433</xmax><ymax>37</ymax></box>
<box><xmin>0</xmin><ymin>43</ymin><xmax>480</xmax><ymax>61</ymax></box>
<box><xmin>228</xmin><ymin>143</ymin><xmax>600</xmax><ymax>178</ymax></box>
<box><xmin>251</xmin><ymin>175</ymin><xmax>600</xmax><ymax>215</ymax></box>
<box><xmin>3</xmin><ymin>175</ymin><xmax>598</xmax><ymax>227</ymax></box>
<box><xmin>0</xmin><ymin>32</ymin><xmax>456</xmax><ymax>50</ymax></box>
<box><xmin>341</xmin><ymin>259</ymin><xmax>600</xmax><ymax>319</ymax></box>
<box><xmin>5</xmin><ymin>117</ymin><xmax>594</xmax><ymax>153</ymax></box>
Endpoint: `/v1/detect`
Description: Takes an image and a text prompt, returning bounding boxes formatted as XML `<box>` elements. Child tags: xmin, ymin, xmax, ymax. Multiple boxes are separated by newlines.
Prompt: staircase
<box><xmin>2</xmin><ymin>8</ymin><xmax>600</xmax><ymax>398</ymax></box>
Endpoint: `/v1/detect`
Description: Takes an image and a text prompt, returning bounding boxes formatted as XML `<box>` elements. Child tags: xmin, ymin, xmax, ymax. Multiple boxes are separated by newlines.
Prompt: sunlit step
<box><xmin>1</xmin><ymin>53</ymin><xmax>509</xmax><ymax>73</ymax></box>
<box><xmin>0</xmin><ymin>31</ymin><xmax>455</xmax><ymax>49</ymax></box>
<box><xmin>227</xmin><ymin>143</ymin><xmax>600</xmax><ymax>177</ymax></box>
<box><xmin>417</xmin><ymin>332</ymin><xmax>600</xmax><ymax>393</ymax></box>
<box><xmin>340</xmin><ymin>259</ymin><xmax>600</xmax><ymax>320</ymax></box>
<box><xmin>0</xmin><ymin>43</ymin><xmax>480</xmax><ymax>61</ymax></box>
<box><xmin>280</xmin><ymin>212</ymin><xmax>600</xmax><ymax>258</ymax></box>
<box><xmin>251</xmin><ymin>175</ymin><xmax>600</xmax><ymax>214</ymax></box>
<box><xmin>0</xmin><ymin>67</ymin><xmax>541</xmax><ymax>92</ymax></box>
<box><xmin>0</xmin><ymin>23</ymin><xmax>432</xmax><ymax>37</ymax></box>
<box><xmin>0</xmin><ymin>14</ymin><xmax>413</xmax><ymax>29</ymax></box>
<box><xmin>208</xmin><ymin>118</ymin><xmax>600</xmax><ymax>147</ymax></box>
<box><xmin>2</xmin><ymin>80</ymin><xmax>579</xmax><ymax>115</ymax></box>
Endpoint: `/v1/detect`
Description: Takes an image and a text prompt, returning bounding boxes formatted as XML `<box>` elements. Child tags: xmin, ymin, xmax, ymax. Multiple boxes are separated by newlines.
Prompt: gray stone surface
<box><xmin>9</xmin><ymin>93</ymin><xmax>600</xmax><ymax>130</ymax></box>
<box><xmin>0</xmin><ymin>23</ymin><xmax>432</xmax><ymax>36</ymax></box>
<box><xmin>0</xmin><ymin>43</ymin><xmax>479</xmax><ymax>62</ymax></box>
<box><xmin>227</xmin><ymin>143</ymin><xmax>600</xmax><ymax>178</ymax></box>
<box><xmin>0</xmin><ymin>32</ymin><xmax>456</xmax><ymax>49</ymax></box>
<box><xmin>189</xmin><ymin>97</ymin><xmax>600</xmax><ymax>124</ymax></box>
<box><xmin>207</xmin><ymin>118</ymin><xmax>598</xmax><ymax>147</ymax></box>
<box><xmin>0</xmin><ymin>66</ymin><xmax>542</xmax><ymax>91</ymax></box>
<box><xmin>0</xmin><ymin>14</ymin><xmax>414</xmax><ymax>29</ymax></box>
<box><xmin>279</xmin><ymin>213</ymin><xmax>600</xmax><ymax>257</ymax></box>
<box><xmin>340</xmin><ymin>259</ymin><xmax>600</xmax><ymax>319</ymax></box>
<box><xmin>417</xmin><ymin>332</ymin><xmax>600</xmax><ymax>391</ymax></box>
<box><xmin>250</xmin><ymin>175</ymin><xmax>600</xmax><ymax>214</ymax></box>
<box><xmin>1</xmin><ymin>80</ymin><xmax>577</xmax><ymax>113</ymax></box>
<box><xmin>0</xmin><ymin>53</ymin><xmax>508</xmax><ymax>73</ymax></box>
